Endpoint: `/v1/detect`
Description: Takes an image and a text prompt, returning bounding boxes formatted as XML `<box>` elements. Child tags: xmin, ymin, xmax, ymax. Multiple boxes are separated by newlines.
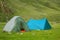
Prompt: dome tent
<box><xmin>27</xmin><ymin>18</ymin><xmax>51</xmax><ymax>30</ymax></box>
<box><xmin>3</xmin><ymin>16</ymin><xmax>29</xmax><ymax>32</ymax></box>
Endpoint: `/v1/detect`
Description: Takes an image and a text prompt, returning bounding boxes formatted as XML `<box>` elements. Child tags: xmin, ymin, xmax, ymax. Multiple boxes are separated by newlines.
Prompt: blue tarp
<box><xmin>27</xmin><ymin>18</ymin><xmax>51</xmax><ymax>30</ymax></box>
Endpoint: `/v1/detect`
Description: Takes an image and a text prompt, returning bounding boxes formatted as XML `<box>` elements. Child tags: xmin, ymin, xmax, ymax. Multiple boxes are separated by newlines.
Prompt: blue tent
<box><xmin>27</xmin><ymin>18</ymin><xmax>51</xmax><ymax>30</ymax></box>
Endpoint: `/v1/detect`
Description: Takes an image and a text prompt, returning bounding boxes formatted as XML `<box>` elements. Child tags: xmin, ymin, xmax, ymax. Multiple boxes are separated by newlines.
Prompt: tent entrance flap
<box><xmin>20</xmin><ymin>22</ymin><xmax>25</xmax><ymax>32</ymax></box>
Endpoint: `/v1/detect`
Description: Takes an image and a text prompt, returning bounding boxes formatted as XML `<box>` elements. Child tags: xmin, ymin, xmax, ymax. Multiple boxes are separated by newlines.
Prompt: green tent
<box><xmin>3</xmin><ymin>16</ymin><xmax>29</xmax><ymax>32</ymax></box>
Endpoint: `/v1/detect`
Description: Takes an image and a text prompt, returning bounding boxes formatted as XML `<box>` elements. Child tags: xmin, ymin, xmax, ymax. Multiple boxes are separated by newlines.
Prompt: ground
<box><xmin>0</xmin><ymin>23</ymin><xmax>60</xmax><ymax>40</ymax></box>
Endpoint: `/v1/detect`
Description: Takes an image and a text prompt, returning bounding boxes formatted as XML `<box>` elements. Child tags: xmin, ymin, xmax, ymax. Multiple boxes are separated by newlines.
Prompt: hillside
<box><xmin>0</xmin><ymin>0</ymin><xmax>60</xmax><ymax>22</ymax></box>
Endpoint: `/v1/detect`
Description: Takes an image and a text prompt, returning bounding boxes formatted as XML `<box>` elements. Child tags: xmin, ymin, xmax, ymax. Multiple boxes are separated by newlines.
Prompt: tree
<box><xmin>0</xmin><ymin>0</ymin><xmax>13</xmax><ymax>22</ymax></box>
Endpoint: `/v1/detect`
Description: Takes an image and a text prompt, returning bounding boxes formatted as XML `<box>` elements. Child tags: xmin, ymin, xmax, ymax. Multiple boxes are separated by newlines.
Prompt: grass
<box><xmin>0</xmin><ymin>23</ymin><xmax>60</xmax><ymax>40</ymax></box>
<box><xmin>0</xmin><ymin>0</ymin><xmax>60</xmax><ymax>40</ymax></box>
<box><xmin>0</xmin><ymin>0</ymin><xmax>60</xmax><ymax>22</ymax></box>
<box><xmin>3</xmin><ymin>0</ymin><xmax>60</xmax><ymax>21</ymax></box>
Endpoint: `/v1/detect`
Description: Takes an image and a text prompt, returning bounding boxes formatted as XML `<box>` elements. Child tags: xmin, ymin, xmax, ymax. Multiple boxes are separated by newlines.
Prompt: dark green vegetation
<box><xmin>0</xmin><ymin>23</ymin><xmax>60</xmax><ymax>40</ymax></box>
<box><xmin>0</xmin><ymin>0</ymin><xmax>60</xmax><ymax>22</ymax></box>
<box><xmin>0</xmin><ymin>0</ymin><xmax>14</xmax><ymax>22</ymax></box>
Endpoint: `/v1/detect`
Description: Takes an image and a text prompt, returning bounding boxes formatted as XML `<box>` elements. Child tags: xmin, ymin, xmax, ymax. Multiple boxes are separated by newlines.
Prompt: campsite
<box><xmin>0</xmin><ymin>0</ymin><xmax>60</xmax><ymax>40</ymax></box>
<box><xmin>0</xmin><ymin>23</ymin><xmax>60</xmax><ymax>40</ymax></box>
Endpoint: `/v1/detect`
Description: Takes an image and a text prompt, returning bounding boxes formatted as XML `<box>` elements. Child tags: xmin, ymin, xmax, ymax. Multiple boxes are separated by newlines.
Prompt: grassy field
<box><xmin>0</xmin><ymin>0</ymin><xmax>60</xmax><ymax>22</ymax></box>
<box><xmin>0</xmin><ymin>23</ymin><xmax>60</xmax><ymax>40</ymax></box>
<box><xmin>0</xmin><ymin>0</ymin><xmax>60</xmax><ymax>40</ymax></box>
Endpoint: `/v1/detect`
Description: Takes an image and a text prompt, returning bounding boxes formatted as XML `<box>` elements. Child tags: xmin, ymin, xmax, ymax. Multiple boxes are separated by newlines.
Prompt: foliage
<box><xmin>0</xmin><ymin>0</ymin><xmax>60</xmax><ymax>22</ymax></box>
<box><xmin>0</xmin><ymin>0</ymin><xmax>14</xmax><ymax>22</ymax></box>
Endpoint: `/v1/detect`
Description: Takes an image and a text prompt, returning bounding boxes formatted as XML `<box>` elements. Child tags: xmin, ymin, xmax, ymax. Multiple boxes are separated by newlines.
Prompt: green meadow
<box><xmin>0</xmin><ymin>0</ymin><xmax>60</xmax><ymax>40</ymax></box>
<box><xmin>0</xmin><ymin>23</ymin><xmax>60</xmax><ymax>40</ymax></box>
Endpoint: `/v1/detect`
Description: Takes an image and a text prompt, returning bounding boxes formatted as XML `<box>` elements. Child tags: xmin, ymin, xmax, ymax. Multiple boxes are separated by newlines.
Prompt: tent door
<box><xmin>20</xmin><ymin>22</ymin><xmax>25</xmax><ymax>32</ymax></box>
